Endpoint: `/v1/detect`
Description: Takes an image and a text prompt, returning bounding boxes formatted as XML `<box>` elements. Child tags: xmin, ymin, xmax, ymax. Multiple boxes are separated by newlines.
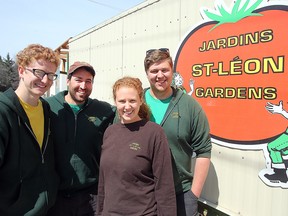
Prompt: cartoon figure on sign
<box><xmin>172</xmin><ymin>72</ymin><xmax>187</xmax><ymax>93</ymax></box>
<box><xmin>172</xmin><ymin>72</ymin><xmax>195</xmax><ymax>95</ymax></box>
<box><xmin>259</xmin><ymin>101</ymin><xmax>288</xmax><ymax>186</ymax></box>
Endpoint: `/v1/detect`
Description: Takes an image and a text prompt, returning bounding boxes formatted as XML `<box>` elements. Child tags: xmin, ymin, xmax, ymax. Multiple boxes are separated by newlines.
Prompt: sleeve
<box><xmin>190</xmin><ymin>100</ymin><xmax>212</xmax><ymax>158</ymax></box>
<box><xmin>152</xmin><ymin>128</ymin><xmax>177</xmax><ymax>216</ymax></box>
<box><xmin>96</xmin><ymin>132</ymin><xmax>108</xmax><ymax>216</ymax></box>
<box><xmin>0</xmin><ymin>109</ymin><xmax>9</xmax><ymax>167</ymax></box>
<box><xmin>96</xmin><ymin>168</ymin><xmax>104</xmax><ymax>216</ymax></box>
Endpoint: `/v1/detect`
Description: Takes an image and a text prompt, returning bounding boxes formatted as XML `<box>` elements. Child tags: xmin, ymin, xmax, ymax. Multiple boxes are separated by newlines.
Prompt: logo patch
<box><xmin>129</xmin><ymin>143</ymin><xmax>141</xmax><ymax>151</ymax></box>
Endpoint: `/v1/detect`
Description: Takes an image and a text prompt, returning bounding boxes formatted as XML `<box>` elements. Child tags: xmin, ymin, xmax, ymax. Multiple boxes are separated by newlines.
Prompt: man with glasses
<box><xmin>0</xmin><ymin>44</ymin><xmax>60</xmax><ymax>215</ymax></box>
<box><xmin>144</xmin><ymin>48</ymin><xmax>212</xmax><ymax>216</ymax></box>
<box><xmin>46</xmin><ymin>61</ymin><xmax>115</xmax><ymax>216</ymax></box>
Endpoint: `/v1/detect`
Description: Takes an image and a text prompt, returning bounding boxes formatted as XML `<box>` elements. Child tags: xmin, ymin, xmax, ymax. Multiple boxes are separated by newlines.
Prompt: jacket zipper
<box><xmin>24</xmin><ymin>121</ymin><xmax>48</xmax><ymax>163</ymax></box>
<box><xmin>73</xmin><ymin>103</ymin><xmax>88</xmax><ymax>147</ymax></box>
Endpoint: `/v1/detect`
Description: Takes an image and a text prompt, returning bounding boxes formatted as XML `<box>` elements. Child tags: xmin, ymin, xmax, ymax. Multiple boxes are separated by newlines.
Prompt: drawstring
<box><xmin>18</xmin><ymin>116</ymin><xmax>23</xmax><ymax>183</ymax></box>
<box><xmin>177</xmin><ymin>104</ymin><xmax>180</xmax><ymax>140</ymax></box>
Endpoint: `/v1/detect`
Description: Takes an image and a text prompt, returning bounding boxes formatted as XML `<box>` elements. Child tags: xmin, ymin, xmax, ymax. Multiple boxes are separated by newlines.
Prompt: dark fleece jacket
<box><xmin>0</xmin><ymin>88</ymin><xmax>59</xmax><ymax>216</ymax></box>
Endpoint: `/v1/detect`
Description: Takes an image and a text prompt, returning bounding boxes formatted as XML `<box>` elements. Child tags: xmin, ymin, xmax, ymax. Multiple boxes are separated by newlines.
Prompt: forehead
<box><xmin>28</xmin><ymin>59</ymin><xmax>57</xmax><ymax>71</ymax></box>
<box><xmin>116</xmin><ymin>86</ymin><xmax>139</xmax><ymax>97</ymax></box>
<box><xmin>148</xmin><ymin>59</ymin><xmax>172</xmax><ymax>70</ymax></box>
<box><xmin>71</xmin><ymin>68</ymin><xmax>93</xmax><ymax>79</ymax></box>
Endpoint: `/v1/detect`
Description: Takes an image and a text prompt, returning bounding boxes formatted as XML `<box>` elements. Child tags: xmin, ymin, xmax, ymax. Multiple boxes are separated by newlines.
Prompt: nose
<box><xmin>124</xmin><ymin>102</ymin><xmax>131</xmax><ymax>109</ymax></box>
<box><xmin>80</xmin><ymin>82</ymin><xmax>86</xmax><ymax>89</ymax></box>
<box><xmin>41</xmin><ymin>74</ymin><xmax>50</xmax><ymax>82</ymax></box>
<box><xmin>156</xmin><ymin>70</ymin><xmax>164</xmax><ymax>77</ymax></box>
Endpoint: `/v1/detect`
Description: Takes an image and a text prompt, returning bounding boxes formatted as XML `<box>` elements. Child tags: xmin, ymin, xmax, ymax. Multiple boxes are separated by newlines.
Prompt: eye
<box><xmin>34</xmin><ymin>69</ymin><xmax>45</xmax><ymax>76</ymax></box>
<box><xmin>117</xmin><ymin>99</ymin><xmax>126</xmax><ymax>103</ymax></box>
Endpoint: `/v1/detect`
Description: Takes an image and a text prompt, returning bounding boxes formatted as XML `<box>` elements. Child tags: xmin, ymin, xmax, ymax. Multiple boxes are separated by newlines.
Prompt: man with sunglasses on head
<box><xmin>46</xmin><ymin>61</ymin><xmax>115</xmax><ymax>216</ymax></box>
<box><xmin>144</xmin><ymin>48</ymin><xmax>212</xmax><ymax>216</ymax></box>
<box><xmin>0</xmin><ymin>44</ymin><xmax>60</xmax><ymax>215</ymax></box>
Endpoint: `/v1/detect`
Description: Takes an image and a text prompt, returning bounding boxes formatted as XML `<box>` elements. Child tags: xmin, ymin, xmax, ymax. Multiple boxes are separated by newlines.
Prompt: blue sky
<box><xmin>0</xmin><ymin>0</ymin><xmax>144</xmax><ymax>58</ymax></box>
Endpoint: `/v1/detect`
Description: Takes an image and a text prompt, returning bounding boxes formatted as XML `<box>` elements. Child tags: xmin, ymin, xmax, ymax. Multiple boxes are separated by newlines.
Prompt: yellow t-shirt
<box><xmin>19</xmin><ymin>99</ymin><xmax>44</xmax><ymax>148</ymax></box>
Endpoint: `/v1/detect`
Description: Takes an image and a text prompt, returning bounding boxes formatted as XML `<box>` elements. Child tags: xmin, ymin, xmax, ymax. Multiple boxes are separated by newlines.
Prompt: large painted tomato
<box><xmin>174</xmin><ymin>3</ymin><xmax>288</xmax><ymax>144</ymax></box>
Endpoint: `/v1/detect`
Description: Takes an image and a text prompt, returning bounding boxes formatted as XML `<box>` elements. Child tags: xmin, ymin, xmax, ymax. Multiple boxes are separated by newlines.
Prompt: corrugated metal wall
<box><xmin>69</xmin><ymin>0</ymin><xmax>216</xmax><ymax>102</ymax></box>
<box><xmin>67</xmin><ymin>0</ymin><xmax>288</xmax><ymax>215</ymax></box>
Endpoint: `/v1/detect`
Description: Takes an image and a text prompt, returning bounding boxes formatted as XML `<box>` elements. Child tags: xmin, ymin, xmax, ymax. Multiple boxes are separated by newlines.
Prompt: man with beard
<box><xmin>46</xmin><ymin>61</ymin><xmax>115</xmax><ymax>216</ymax></box>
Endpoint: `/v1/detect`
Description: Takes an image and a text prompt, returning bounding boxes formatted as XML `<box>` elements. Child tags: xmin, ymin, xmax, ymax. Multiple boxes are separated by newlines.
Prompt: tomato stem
<box><xmin>203</xmin><ymin>0</ymin><xmax>264</xmax><ymax>31</ymax></box>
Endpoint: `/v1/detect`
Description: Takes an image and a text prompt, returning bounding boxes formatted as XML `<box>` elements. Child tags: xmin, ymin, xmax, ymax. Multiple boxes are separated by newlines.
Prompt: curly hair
<box><xmin>113</xmin><ymin>76</ymin><xmax>150</xmax><ymax>121</ymax></box>
<box><xmin>16</xmin><ymin>44</ymin><xmax>60</xmax><ymax>68</ymax></box>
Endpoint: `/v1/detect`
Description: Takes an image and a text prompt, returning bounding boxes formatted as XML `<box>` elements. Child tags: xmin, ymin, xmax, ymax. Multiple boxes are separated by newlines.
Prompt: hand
<box><xmin>266</xmin><ymin>101</ymin><xmax>283</xmax><ymax>114</ymax></box>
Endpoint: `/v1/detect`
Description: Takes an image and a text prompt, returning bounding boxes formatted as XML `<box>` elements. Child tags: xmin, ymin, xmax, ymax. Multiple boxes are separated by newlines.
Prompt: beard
<box><xmin>68</xmin><ymin>88</ymin><xmax>91</xmax><ymax>104</ymax></box>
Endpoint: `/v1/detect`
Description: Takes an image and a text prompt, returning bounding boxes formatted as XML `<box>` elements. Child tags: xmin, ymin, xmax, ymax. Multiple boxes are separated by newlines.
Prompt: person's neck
<box><xmin>15</xmin><ymin>88</ymin><xmax>39</xmax><ymax>106</ymax></box>
<box><xmin>149</xmin><ymin>87</ymin><xmax>173</xmax><ymax>100</ymax></box>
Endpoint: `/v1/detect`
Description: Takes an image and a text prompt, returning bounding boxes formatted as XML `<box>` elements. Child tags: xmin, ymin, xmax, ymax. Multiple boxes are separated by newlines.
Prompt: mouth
<box><xmin>35</xmin><ymin>83</ymin><xmax>46</xmax><ymax>88</ymax></box>
<box><xmin>77</xmin><ymin>90</ymin><xmax>86</xmax><ymax>95</ymax></box>
<box><xmin>123</xmin><ymin>110</ymin><xmax>133</xmax><ymax>116</ymax></box>
<box><xmin>156</xmin><ymin>79</ymin><xmax>167</xmax><ymax>86</ymax></box>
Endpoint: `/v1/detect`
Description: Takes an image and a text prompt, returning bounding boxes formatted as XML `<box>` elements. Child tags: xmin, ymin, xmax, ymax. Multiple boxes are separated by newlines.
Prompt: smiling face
<box><xmin>16</xmin><ymin>59</ymin><xmax>57</xmax><ymax>105</ymax></box>
<box><xmin>65</xmin><ymin>68</ymin><xmax>93</xmax><ymax>105</ymax></box>
<box><xmin>146</xmin><ymin>59</ymin><xmax>173</xmax><ymax>99</ymax></box>
<box><xmin>115</xmin><ymin>86</ymin><xmax>142</xmax><ymax>124</ymax></box>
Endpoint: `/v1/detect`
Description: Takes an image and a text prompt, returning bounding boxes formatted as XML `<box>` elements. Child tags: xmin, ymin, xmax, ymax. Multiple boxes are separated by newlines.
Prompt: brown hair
<box><xmin>113</xmin><ymin>76</ymin><xmax>150</xmax><ymax>121</ymax></box>
<box><xmin>16</xmin><ymin>44</ymin><xmax>60</xmax><ymax>68</ymax></box>
<box><xmin>144</xmin><ymin>49</ymin><xmax>173</xmax><ymax>72</ymax></box>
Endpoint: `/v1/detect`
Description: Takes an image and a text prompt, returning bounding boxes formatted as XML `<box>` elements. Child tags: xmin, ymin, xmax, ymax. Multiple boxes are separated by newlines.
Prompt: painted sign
<box><xmin>174</xmin><ymin>0</ymin><xmax>288</xmax><ymax>188</ymax></box>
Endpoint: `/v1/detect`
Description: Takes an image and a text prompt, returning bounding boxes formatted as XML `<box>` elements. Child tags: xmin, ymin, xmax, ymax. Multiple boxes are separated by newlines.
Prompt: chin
<box><xmin>34</xmin><ymin>90</ymin><xmax>47</xmax><ymax>97</ymax></box>
<box><xmin>156</xmin><ymin>87</ymin><xmax>166</xmax><ymax>92</ymax></box>
<box><xmin>122</xmin><ymin>118</ymin><xmax>134</xmax><ymax>123</ymax></box>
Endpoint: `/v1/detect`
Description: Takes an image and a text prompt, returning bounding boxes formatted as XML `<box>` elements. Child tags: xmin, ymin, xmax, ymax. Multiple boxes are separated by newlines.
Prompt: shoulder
<box><xmin>0</xmin><ymin>89</ymin><xmax>20</xmax><ymax>113</ymax></box>
<box><xmin>104</xmin><ymin>123</ymin><xmax>121</xmax><ymax>134</ymax></box>
<box><xmin>144</xmin><ymin>121</ymin><xmax>166</xmax><ymax>135</ymax></box>
<box><xmin>88</xmin><ymin>99</ymin><xmax>116</xmax><ymax>113</ymax></box>
<box><xmin>40</xmin><ymin>97</ymin><xmax>50</xmax><ymax>108</ymax></box>
<box><xmin>0</xmin><ymin>93</ymin><xmax>11</xmax><ymax>113</ymax></box>
<box><xmin>145</xmin><ymin>120</ymin><xmax>161</xmax><ymax>128</ymax></box>
<box><xmin>175</xmin><ymin>89</ymin><xmax>202</xmax><ymax>108</ymax></box>
<box><xmin>45</xmin><ymin>91</ymin><xmax>65</xmax><ymax>103</ymax></box>
<box><xmin>90</xmin><ymin>98</ymin><xmax>112</xmax><ymax>107</ymax></box>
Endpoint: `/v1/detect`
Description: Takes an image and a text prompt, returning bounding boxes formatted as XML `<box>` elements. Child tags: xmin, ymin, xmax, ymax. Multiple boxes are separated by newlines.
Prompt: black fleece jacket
<box><xmin>46</xmin><ymin>91</ymin><xmax>115</xmax><ymax>193</ymax></box>
<box><xmin>0</xmin><ymin>88</ymin><xmax>59</xmax><ymax>216</ymax></box>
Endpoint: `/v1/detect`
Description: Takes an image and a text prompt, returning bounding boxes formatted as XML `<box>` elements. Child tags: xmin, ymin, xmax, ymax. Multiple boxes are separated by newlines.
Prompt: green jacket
<box><xmin>144</xmin><ymin>87</ymin><xmax>212</xmax><ymax>194</ymax></box>
<box><xmin>0</xmin><ymin>88</ymin><xmax>59</xmax><ymax>216</ymax></box>
<box><xmin>46</xmin><ymin>91</ymin><xmax>115</xmax><ymax>193</ymax></box>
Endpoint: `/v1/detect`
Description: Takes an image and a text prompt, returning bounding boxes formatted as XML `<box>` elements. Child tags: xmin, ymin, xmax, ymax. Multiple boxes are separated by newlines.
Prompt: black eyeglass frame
<box><xmin>146</xmin><ymin>48</ymin><xmax>170</xmax><ymax>56</ymax></box>
<box><xmin>26</xmin><ymin>68</ymin><xmax>58</xmax><ymax>81</ymax></box>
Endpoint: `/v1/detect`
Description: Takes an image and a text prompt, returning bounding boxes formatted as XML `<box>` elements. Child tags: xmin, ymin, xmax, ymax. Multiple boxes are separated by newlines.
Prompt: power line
<box><xmin>87</xmin><ymin>0</ymin><xmax>122</xmax><ymax>11</ymax></box>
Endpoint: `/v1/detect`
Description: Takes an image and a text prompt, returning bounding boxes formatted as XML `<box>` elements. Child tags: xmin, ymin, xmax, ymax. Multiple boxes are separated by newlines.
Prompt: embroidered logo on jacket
<box><xmin>172</xmin><ymin>112</ymin><xmax>179</xmax><ymax>118</ymax></box>
<box><xmin>87</xmin><ymin>116</ymin><xmax>101</xmax><ymax>126</ymax></box>
<box><xmin>129</xmin><ymin>143</ymin><xmax>141</xmax><ymax>151</ymax></box>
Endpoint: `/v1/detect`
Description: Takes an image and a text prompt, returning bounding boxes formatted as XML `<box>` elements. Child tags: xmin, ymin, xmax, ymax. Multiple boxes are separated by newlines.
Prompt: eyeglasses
<box><xmin>146</xmin><ymin>48</ymin><xmax>170</xmax><ymax>56</ymax></box>
<box><xmin>26</xmin><ymin>68</ymin><xmax>58</xmax><ymax>81</ymax></box>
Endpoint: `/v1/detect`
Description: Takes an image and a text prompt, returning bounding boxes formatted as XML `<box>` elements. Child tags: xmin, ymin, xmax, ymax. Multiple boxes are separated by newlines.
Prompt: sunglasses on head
<box><xmin>146</xmin><ymin>48</ymin><xmax>170</xmax><ymax>56</ymax></box>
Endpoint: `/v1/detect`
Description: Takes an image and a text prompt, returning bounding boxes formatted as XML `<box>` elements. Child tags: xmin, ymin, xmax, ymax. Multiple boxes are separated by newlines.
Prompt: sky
<box><xmin>0</xmin><ymin>0</ymin><xmax>144</xmax><ymax>58</ymax></box>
